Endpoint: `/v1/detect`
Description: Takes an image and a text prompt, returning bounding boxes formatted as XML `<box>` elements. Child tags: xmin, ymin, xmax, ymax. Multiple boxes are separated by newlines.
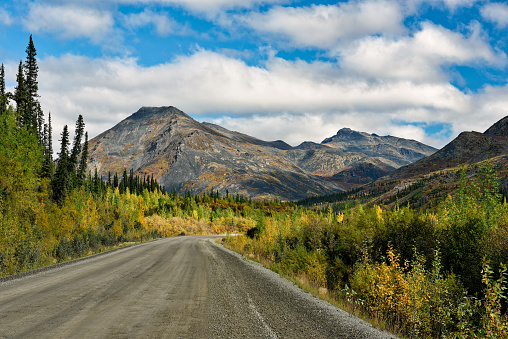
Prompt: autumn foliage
<box><xmin>224</xmin><ymin>161</ymin><xmax>508</xmax><ymax>338</ymax></box>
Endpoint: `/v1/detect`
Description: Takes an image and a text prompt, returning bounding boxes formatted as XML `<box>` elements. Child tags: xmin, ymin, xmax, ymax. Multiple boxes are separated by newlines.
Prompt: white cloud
<box><xmin>23</xmin><ymin>4</ymin><xmax>115</xmax><ymax>43</ymax></box>
<box><xmin>472</xmin><ymin>84</ymin><xmax>508</xmax><ymax>133</ymax></box>
<box><xmin>244</xmin><ymin>0</ymin><xmax>405</xmax><ymax>48</ymax></box>
<box><xmin>209</xmin><ymin>113</ymin><xmax>336</xmax><ymax>146</ymax></box>
<box><xmin>122</xmin><ymin>9</ymin><xmax>174</xmax><ymax>36</ymax></box>
<box><xmin>481</xmin><ymin>3</ymin><xmax>508</xmax><ymax>29</ymax></box>
<box><xmin>36</xmin><ymin>50</ymin><xmax>487</xmax><ymax>150</ymax></box>
<box><xmin>339</xmin><ymin>22</ymin><xmax>506</xmax><ymax>82</ymax></box>
<box><xmin>0</xmin><ymin>8</ymin><xmax>12</xmax><ymax>25</ymax></box>
<box><xmin>404</xmin><ymin>0</ymin><xmax>479</xmax><ymax>13</ymax></box>
<box><xmin>114</xmin><ymin>0</ymin><xmax>286</xmax><ymax>14</ymax></box>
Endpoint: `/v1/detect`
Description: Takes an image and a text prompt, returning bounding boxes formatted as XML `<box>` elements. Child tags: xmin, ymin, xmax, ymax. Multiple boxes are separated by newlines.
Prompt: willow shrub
<box><xmin>350</xmin><ymin>247</ymin><xmax>464</xmax><ymax>338</ymax></box>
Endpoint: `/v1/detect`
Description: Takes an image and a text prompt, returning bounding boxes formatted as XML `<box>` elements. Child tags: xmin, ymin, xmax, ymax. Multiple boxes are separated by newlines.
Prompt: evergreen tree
<box><xmin>68</xmin><ymin>115</ymin><xmax>85</xmax><ymax>188</ymax></box>
<box><xmin>35</xmin><ymin>102</ymin><xmax>44</xmax><ymax>144</ymax></box>
<box><xmin>47</xmin><ymin>112</ymin><xmax>53</xmax><ymax>157</ymax></box>
<box><xmin>129</xmin><ymin>169</ymin><xmax>134</xmax><ymax>192</ymax></box>
<box><xmin>46</xmin><ymin>113</ymin><xmax>53</xmax><ymax>176</ymax></box>
<box><xmin>93</xmin><ymin>168</ymin><xmax>100</xmax><ymax>195</ymax></box>
<box><xmin>76</xmin><ymin>131</ymin><xmax>88</xmax><ymax>188</ymax></box>
<box><xmin>24</xmin><ymin>35</ymin><xmax>41</xmax><ymax>137</ymax></box>
<box><xmin>52</xmin><ymin>125</ymin><xmax>70</xmax><ymax>203</ymax></box>
<box><xmin>14</xmin><ymin>61</ymin><xmax>28</xmax><ymax>124</ymax></box>
<box><xmin>70</xmin><ymin>115</ymin><xmax>85</xmax><ymax>167</ymax></box>
<box><xmin>0</xmin><ymin>63</ymin><xmax>7</xmax><ymax>115</ymax></box>
<box><xmin>113</xmin><ymin>172</ymin><xmax>119</xmax><ymax>188</ymax></box>
<box><xmin>41</xmin><ymin>113</ymin><xmax>54</xmax><ymax>179</ymax></box>
<box><xmin>119</xmin><ymin>169</ymin><xmax>128</xmax><ymax>193</ymax></box>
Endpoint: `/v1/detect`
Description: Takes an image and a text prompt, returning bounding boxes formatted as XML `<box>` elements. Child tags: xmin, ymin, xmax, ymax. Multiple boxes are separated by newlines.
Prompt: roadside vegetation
<box><xmin>224</xmin><ymin>161</ymin><xmax>508</xmax><ymax>338</ymax></box>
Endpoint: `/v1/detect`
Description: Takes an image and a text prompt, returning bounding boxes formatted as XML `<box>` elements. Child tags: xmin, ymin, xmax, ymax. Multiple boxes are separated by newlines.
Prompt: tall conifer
<box><xmin>47</xmin><ymin>112</ymin><xmax>53</xmax><ymax>160</ymax></box>
<box><xmin>14</xmin><ymin>61</ymin><xmax>28</xmax><ymax>123</ymax></box>
<box><xmin>0</xmin><ymin>63</ymin><xmax>7</xmax><ymax>115</ymax></box>
<box><xmin>42</xmin><ymin>113</ymin><xmax>54</xmax><ymax>178</ymax></box>
<box><xmin>76</xmin><ymin>131</ymin><xmax>88</xmax><ymax>188</ymax></box>
<box><xmin>70</xmin><ymin>115</ymin><xmax>85</xmax><ymax>167</ymax></box>
<box><xmin>52</xmin><ymin>125</ymin><xmax>70</xmax><ymax>203</ymax></box>
<box><xmin>24</xmin><ymin>35</ymin><xmax>41</xmax><ymax>136</ymax></box>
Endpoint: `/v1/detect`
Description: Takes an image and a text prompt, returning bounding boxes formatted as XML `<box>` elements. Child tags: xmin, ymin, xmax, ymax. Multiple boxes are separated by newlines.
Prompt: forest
<box><xmin>2</xmin><ymin>36</ymin><xmax>508</xmax><ymax>338</ymax></box>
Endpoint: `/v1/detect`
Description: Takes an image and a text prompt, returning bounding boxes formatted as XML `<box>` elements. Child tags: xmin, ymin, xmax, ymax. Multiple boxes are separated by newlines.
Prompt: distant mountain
<box><xmin>322</xmin><ymin>128</ymin><xmax>438</xmax><ymax>168</ymax></box>
<box><xmin>87</xmin><ymin>106</ymin><xmax>436</xmax><ymax>200</ymax></box>
<box><xmin>294</xmin><ymin>141</ymin><xmax>331</xmax><ymax>150</ymax></box>
<box><xmin>298</xmin><ymin>115</ymin><xmax>508</xmax><ymax>210</ymax></box>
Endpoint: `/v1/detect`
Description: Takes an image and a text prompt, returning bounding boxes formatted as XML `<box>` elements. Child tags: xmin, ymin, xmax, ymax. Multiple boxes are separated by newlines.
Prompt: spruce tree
<box><xmin>76</xmin><ymin>131</ymin><xmax>88</xmax><ymax>188</ymax></box>
<box><xmin>52</xmin><ymin>125</ymin><xmax>70</xmax><ymax>203</ymax></box>
<box><xmin>36</xmin><ymin>102</ymin><xmax>44</xmax><ymax>144</ymax></box>
<box><xmin>47</xmin><ymin>113</ymin><xmax>53</xmax><ymax>159</ymax></box>
<box><xmin>70</xmin><ymin>115</ymin><xmax>85</xmax><ymax>166</ymax></box>
<box><xmin>113</xmin><ymin>172</ymin><xmax>119</xmax><ymax>188</ymax></box>
<box><xmin>14</xmin><ymin>61</ymin><xmax>28</xmax><ymax>124</ymax></box>
<box><xmin>41</xmin><ymin>113</ymin><xmax>54</xmax><ymax>179</ymax></box>
<box><xmin>129</xmin><ymin>168</ymin><xmax>134</xmax><ymax>192</ymax></box>
<box><xmin>69</xmin><ymin>115</ymin><xmax>85</xmax><ymax>188</ymax></box>
<box><xmin>0</xmin><ymin>63</ymin><xmax>7</xmax><ymax>115</ymax></box>
<box><xmin>24</xmin><ymin>35</ymin><xmax>41</xmax><ymax>137</ymax></box>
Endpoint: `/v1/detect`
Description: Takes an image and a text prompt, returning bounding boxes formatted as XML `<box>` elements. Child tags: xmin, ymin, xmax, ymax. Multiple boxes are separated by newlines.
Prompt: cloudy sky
<box><xmin>1</xmin><ymin>0</ymin><xmax>507</xmax><ymax>148</ymax></box>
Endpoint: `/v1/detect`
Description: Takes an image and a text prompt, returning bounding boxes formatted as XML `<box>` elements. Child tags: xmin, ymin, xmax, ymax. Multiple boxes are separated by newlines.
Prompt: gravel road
<box><xmin>0</xmin><ymin>235</ymin><xmax>396</xmax><ymax>338</ymax></box>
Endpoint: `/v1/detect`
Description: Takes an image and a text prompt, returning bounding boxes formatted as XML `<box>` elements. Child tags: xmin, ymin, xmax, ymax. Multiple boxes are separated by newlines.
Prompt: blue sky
<box><xmin>1</xmin><ymin>0</ymin><xmax>508</xmax><ymax>148</ymax></box>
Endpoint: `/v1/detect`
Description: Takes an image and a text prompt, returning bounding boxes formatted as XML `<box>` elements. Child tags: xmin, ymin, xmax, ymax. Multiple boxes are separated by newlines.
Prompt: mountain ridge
<box><xmin>385</xmin><ymin>118</ymin><xmax>508</xmax><ymax>181</ymax></box>
<box><xmin>86</xmin><ymin>106</ymin><xmax>436</xmax><ymax>200</ymax></box>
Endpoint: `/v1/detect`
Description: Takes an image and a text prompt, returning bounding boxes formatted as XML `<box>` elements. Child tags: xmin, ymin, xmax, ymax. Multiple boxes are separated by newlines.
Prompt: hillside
<box><xmin>87</xmin><ymin>106</ymin><xmax>340</xmax><ymax>200</ymax></box>
<box><xmin>385</xmin><ymin>117</ymin><xmax>508</xmax><ymax>181</ymax></box>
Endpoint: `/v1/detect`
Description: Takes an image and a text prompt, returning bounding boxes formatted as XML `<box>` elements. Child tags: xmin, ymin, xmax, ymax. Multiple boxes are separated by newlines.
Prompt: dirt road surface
<box><xmin>0</xmin><ymin>235</ymin><xmax>396</xmax><ymax>338</ymax></box>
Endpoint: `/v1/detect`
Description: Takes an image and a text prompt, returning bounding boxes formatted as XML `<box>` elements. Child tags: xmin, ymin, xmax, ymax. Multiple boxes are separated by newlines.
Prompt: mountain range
<box><xmin>305</xmin><ymin>115</ymin><xmax>508</xmax><ymax>211</ymax></box>
<box><xmin>86</xmin><ymin>106</ymin><xmax>436</xmax><ymax>200</ymax></box>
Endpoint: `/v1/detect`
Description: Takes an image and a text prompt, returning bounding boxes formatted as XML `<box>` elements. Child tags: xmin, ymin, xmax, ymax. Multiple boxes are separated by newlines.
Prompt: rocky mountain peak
<box><xmin>322</xmin><ymin>128</ymin><xmax>367</xmax><ymax>144</ymax></box>
<box><xmin>129</xmin><ymin>106</ymin><xmax>190</xmax><ymax>121</ymax></box>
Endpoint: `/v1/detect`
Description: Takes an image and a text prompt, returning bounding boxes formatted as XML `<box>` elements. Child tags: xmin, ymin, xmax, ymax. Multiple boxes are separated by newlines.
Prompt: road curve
<box><xmin>0</xmin><ymin>236</ymin><xmax>396</xmax><ymax>338</ymax></box>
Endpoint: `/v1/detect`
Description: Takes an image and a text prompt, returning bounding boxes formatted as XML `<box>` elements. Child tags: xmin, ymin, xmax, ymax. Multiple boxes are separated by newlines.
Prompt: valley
<box><xmin>2</xmin><ymin>6</ymin><xmax>508</xmax><ymax>338</ymax></box>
